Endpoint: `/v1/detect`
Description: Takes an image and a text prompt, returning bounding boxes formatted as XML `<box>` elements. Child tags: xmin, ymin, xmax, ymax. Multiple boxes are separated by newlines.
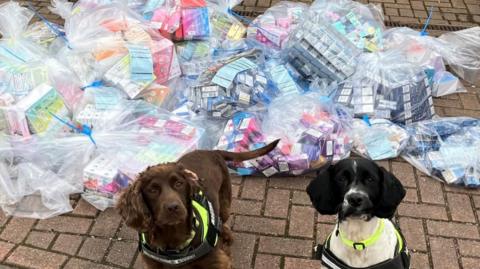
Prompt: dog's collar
<box><xmin>138</xmin><ymin>191</ymin><xmax>221</xmax><ymax>267</ymax></box>
<box><xmin>338</xmin><ymin>219</ymin><xmax>385</xmax><ymax>251</ymax></box>
<box><xmin>318</xmin><ymin>220</ymin><xmax>410</xmax><ymax>269</ymax></box>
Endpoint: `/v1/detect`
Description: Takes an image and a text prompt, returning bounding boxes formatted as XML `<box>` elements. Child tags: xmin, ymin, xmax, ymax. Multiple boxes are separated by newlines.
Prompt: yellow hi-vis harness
<box><xmin>138</xmin><ymin>191</ymin><xmax>221</xmax><ymax>267</ymax></box>
<box><xmin>317</xmin><ymin>219</ymin><xmax>410</xmax><ymax>269</ymax></box>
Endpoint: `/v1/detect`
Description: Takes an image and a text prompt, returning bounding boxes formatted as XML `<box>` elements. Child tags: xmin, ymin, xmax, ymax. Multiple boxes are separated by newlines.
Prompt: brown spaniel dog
<box><xmin>117</xmin><ymin>140</ymin><xmax>279</xmax><ymax>269</ymax></box>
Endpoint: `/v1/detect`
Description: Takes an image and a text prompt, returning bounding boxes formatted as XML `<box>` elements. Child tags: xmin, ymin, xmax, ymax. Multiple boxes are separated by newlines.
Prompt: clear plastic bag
<box><xmin>351</xmin><ymin>118</ymin><xmax>409</xmax><ymax>160</ymax></box>
<box><xmin>261</xmin><ymin>92</ymin><xmax>353</xmax><ymax>175</ymax></box>
<box><xmin>401</xmin><ymin>117</ymin><xmax>480</xmax><ymax>188</ymax></box>
<box><xmin>309</xmin><ymin>0</ymin><xmax>385</xmax><ymax>52</ymax></box>
<box><xmin>333</xmin><ymin>48</ymin><xmax>436</xmax><ymax>125</ymax></box>
<box><xmin>0</xmin><ymin>102</ymin><xmax>206</xmax><ymax>215</ymax></box>
<box><xmin>439</xmin><ymin>27</ymin><xmax>480</xmax><ymax>86</ymax></box>
<box><xmin>285</xmin><ymin>11</ymin><xmax>360</xmax><ymax>83</ymax></box>
<box><xmin>246</xmin><ymin>1</ymin><xmax>308</xmax><ymax>53</ymax></box>
<box><xmin>383</xmin><ymin>27</ymin><xmax>467</xmax><ymax>96</ymax></box>
<box><xmin>179</xmin><ymin>49</ymin><xmax>278</xmax><ymax>118</ymax></box>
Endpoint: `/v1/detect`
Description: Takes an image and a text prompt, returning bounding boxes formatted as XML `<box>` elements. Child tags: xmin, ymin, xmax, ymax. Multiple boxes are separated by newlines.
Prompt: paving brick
<box><xmin>410</xmin><ymin>1</ymin><xmax>425</xmax><ymax>10</ymax></box>
<box><xmin>64</xmin><ymin>258</ymin><xmax>117</xmax><ymax>269</ymax></box>
<box><xmin>0</xmin><ymin>218</ymin><xmax>36</xmax><ymax>244</ymax></box>
<box><xmin>264</xmin><ymin>189</ymin><xmax>290</xmax><ymax>218</ymax></box>
<box><xmin>6</xmin><ymin>246</ymin><xmax>67</xmax><ymax>269</ymax></box>
<box><xmin>473</xmin><ymin>195</ymin><xmax>480</xmax><ymax>208</ymax></box>
<box><xmin>391</xmin><ymin>162</ymin><xmax>417</xmax><ymax>188</ymax></box>
<box><xmin>36</xmin><ymin>216</ymin><xmax>92</xmax><ymax>234</ymax></box>
<box><xmin>398</xmin><ymin>203</ymin><xmax>448</xmax><ymax>220</ymax></box>
<box><xmin>444</xmin><ymin>184</ymin><xmax>480</xmax><ymax>194</ymax></box>
<box><xmin>316</xmin><ymin>223</ymin><xmax>335</xmax><ymax>244</ymax></box>
<box><xmin>72</xmin><ymin>199</ymin><xmax>98</xmax><ymax>217</ymax></box>
<box><xmin>418</xmin><ymin>177</ymin><xmax>444</xmax><ymax>204</ymax></box>
<box><xmin>284</xmin><ymin>257</ymin><xmax>323</xmax><ymax>269</ymax></box>
<box><xmin>458</xmin><ymin>239</ymin><xmax>480</xmax><ymax>257</ymax></box>
<box><xmin>317</xmin><ymin>214</ymin><xmax>337</xmax><ymax>223</ymax></box>
<box><xmin>231</xmin><ymin>175</ymin><xmax>242</xmax><ymax>184</ymax></box>
<box><xmin>52</xmin><ymin>234</ymin><xmax>83</xmax><ymax>255</ymax></box>
<box><xmin>410</xmin><ymin>252</ymin><xmax>430</xmax><ymax>269</ymax></box>
<box><xmin>0</xmin><ymin>211</ymin><xmax>8</xmax><ymax>229</ymax></box>
<box><xmin>433</xmin><ymin>98</ymin><xmax>463</xmax><ymax>108</ymax></box>
<box><xmin>234</xmin><ymin>215</ymin><xmax>286</xmax><ymax>235</ymax></box>
<box><xmin>232</xmin><ymin>184</ymin><xmax>240</xmax><ymax>198</ymax></box>
<box><xmin>133</xmin><ymin>254</ymin><xmax>143</xmax><ymax>269</ymax></box>
<box><xmin>462</xmin><ymin>257</ymin><xmax>480</xmax><ymax>269</ymax></box>
<box><xmin>117</xmin><ymin>223</ymin><xmax>138</xmax><ymax>241</ymax></box>
<box><xmin>443</xmin><ymin>12</ymin><xmax>458</xmax><ymax>21</ymax></box>
<box><xmin>25</xmin><ymin>231</ymin><xmax>55</xmax><ymax>249</ymax></box>
<box><xmin>399</xmin><ymin>8</ymin><xmax>414</xmax><ymax>17</ymax></box>
<box><xmin>444</xmin><ymin>107</ymin><xmax>480</xmax><ymax>118</ymax></box>
<box><xmin>292</xmin><ymin>190</ymin><xmax>312</xmax><ymax>205</ymax></box>
<box><xmin>241</xmin><ymin>178</ymin><xmax>267</xmax><ymax>200</ymax></box>
<box><xmin>256</xmin><ymin>0</ymin><xmax>271</xmax><ymax>8</ymax></box>
<box><xmin>231</xmin><ymin>199</ymin><xmax>262</xmax><ymax>216</ymax></box>
<box><xmin>398</xmin><ymin>218</ymin><xmax>427</xmax><ymax>251</ymax></box>
<box><xmin>441</xmin><ymin>7</ymin><xmax>469</xmax><ymax>14</ymax></box>
<box><xmin>77</xmin><ymin>238</ymin><xmax>110</xmax><ymax>262</ymax></box>
<box><xmin>90</xmin><ymin>208</ymin><xmax>122</xmax><ymax>238</ymax></box>
<box><xmin>269</xmin><ymin>176</ymin><xmax>311</xmax><ymax>190</ymax></box>
<box><xmin>427</xmin><ymin>220</ymin><xmax>479</xmax><ymax>239</ymax></box>
<box><xmin>254</xmin><ymin>254</ymin><xmax>281</xmax><ymax>269</ymax></box>
<box><xmin>430</xmin><ymin>237</ymin><xmax>460</xmax><ymax>269</ymax></box>
<box><xmin>460</xmin><ymin>94</ymin><xmax>480</xmax><ymax>110</ymax></box>
<box><xmin>106</xmin><ymin>241</ymin><xmax>137</xmax><ymax>267</ymax></box>
<box><xmin>385</xmin><ymin>7</ymin><xmax>399</xmax><ymax>16</ymax></box>
<box><xmin>231</xmin><ymin>233</ymin><xmax>256</xmax><ymax>269</ymax></box>
<box><xmin>404</xmin><ymin>187</ymin><xmax>419</xmax><ymax>203</ymax></box>
<box><xmin>258</xmin><ymin>236</ymin><xmax>312</xmax><ymax>257</ymax></box>
<box><xmin>425</xmin><ymin>1</ymin><xmax>452</xmax><ymax>7</ymax></box>
<box><xmin>447</xmin><ymin>193</ymin><xmax>476</xmax><ymax>222</ymax></box>
<box><xmin>0</xmin><ymin>241</ymin><xmax>14</xmax><ymax>261</ymax></box>
<box><xmin>289</xmin><ymin>206</ymin><xmax>315</xmax><ymax>238</ymax></box>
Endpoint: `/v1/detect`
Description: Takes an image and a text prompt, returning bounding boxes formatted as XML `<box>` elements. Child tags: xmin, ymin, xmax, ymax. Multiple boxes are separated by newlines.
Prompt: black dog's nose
<box><xmin>166</xmin><ymin>203</ymin><xmax>179</xmax><ymax>213</ymax></box>
<box><xmin>347</xmin><ymin>194</ymin><xmax>365</xmax><ymax>207</ymax></box>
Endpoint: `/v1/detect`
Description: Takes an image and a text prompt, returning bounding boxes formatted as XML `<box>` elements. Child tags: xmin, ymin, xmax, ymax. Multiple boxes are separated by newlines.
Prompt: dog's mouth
<box><xmin>338</xmin><ymin>204</ymin><xmax>373</xmax><ymax>221</ymax></box>
<box><xmin>157</xmin><ymin>211</ymin><xmax>188</xmax><ymax>226</ymax></box>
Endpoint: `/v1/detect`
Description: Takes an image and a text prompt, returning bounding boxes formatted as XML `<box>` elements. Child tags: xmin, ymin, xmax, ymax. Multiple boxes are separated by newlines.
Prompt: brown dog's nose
<box><xmin>165</xmin><ymin>203</ymin><xmax>179</xmax><ymax>213</ymax></box>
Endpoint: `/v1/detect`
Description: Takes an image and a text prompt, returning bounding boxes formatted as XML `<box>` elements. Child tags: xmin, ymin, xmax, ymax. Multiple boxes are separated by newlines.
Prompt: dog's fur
<box><xmin>117</xmin><ymin>140</ymin><xmax>278</xmax><ymax>269</ymax></box>
<box><xmin>307</xmin><ymin>158</ymin><xmax>406</xmax><ymax>268</ymax></box>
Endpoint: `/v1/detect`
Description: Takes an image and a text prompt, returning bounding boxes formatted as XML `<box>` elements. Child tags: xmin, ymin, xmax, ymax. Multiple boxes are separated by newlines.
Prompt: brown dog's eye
<box><xmin>174</xmin><ymin>180</ymin><xmax>184</xmax><ymax>189</ymax></box>
<box><xmin>148</xmin><ymin>188</ymin><xmax>159</xmax><ymax>194</ymax></box>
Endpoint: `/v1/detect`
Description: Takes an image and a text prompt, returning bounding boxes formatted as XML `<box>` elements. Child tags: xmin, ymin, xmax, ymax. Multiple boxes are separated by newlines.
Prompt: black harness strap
<box><xmin>138</xmin><ymin>193</ymin><xmax>221</xmax><ymax>267</ymax></box>
<box><xmin>318</xmin><ymin>225</ymin><xmax>410</xmax><ymax>269</ymax></box>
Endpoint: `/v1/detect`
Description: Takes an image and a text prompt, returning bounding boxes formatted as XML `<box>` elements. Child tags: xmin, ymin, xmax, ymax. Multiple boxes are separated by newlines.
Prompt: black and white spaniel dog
<box><xmin>307</xmin><ymin>158</ymin><xmax>410</xmax><ymax>269</ymax></box>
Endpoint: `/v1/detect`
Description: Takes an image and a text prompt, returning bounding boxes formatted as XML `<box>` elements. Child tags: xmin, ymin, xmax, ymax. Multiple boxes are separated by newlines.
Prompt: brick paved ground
<box><xmin>1</xmin><ymin>0</ymin><xmax>480</xmax><ymax>268</ymax></box>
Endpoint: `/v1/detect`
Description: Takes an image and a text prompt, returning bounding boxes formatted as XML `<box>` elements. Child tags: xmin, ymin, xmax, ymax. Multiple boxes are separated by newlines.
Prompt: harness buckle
<box><xmin>353</xmin><ymin>242</ymin><xmax>366</xmax><ymax>251</ymax></box>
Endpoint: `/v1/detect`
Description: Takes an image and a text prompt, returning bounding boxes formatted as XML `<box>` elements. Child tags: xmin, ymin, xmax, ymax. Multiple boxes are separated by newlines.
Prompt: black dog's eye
<box><xmin>365</xmin><ymin>178</ymin><xmax>374</xmax><ymax>183</ymax></box>
<box><xmin>174</xmin><ymin>180</ymin><xmax>184</xmax><ymax>188</ymax></box>
<box><xmin>337</xmin><ymin>177</ymin><xmax>347</xmax><ymax>183</ymax></box>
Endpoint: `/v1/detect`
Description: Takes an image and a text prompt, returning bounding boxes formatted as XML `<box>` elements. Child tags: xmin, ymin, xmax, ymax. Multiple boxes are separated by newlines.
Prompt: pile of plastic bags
<box><xmin>0</xmin><ymin>0</ymin><xmax>480</xmax><ymax>218</ymax></box>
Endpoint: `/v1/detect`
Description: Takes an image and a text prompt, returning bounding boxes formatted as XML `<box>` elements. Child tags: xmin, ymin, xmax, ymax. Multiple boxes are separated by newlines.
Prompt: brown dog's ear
<box><xmin>177</xmin><ymin>164</ymin><xmax>201</xmax><ymax>196</ymax></box>
<box><xmin>116</xmin><ymin>176</ymin><xmax>152</xmax><ymax>232</ymax></box>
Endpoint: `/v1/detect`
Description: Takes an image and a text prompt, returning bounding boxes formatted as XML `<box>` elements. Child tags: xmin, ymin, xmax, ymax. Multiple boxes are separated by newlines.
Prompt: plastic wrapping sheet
<box><xmin>246</xmin><ymin>1</ymin><xmax>308</xmax><ymax>53</ymax></box>
<box><xmin>351</xmin><ymin>118</ymin><xmax>409</xmax><ymax>160</ymax></box>
<box><xmin>309</xmin><ymin>0</ymin><xmax>385</xmax><ymax>52</ymax></box>
<box><xmin>176</xmin><ymin>49</ymin><xmax>278</xmax><ymax>119</ymax></box>
<box><xmin>402</xmin><ymin>117</ymin><xmax>480</xmax><ymax>188</ymax></box>
<box><xmin>24</xmin><ymin>21</ymin><xmax>63</xmax><ymax>49</ymax></box>
<box><xmin>333</xmin><ymin>48</ymin><xmax>436</xmax><ymax>125</ymax></box>
<box><xmin>261</xmin><ymin>92</ymin><xmax>353</xmax><ymax>175</ymax></box>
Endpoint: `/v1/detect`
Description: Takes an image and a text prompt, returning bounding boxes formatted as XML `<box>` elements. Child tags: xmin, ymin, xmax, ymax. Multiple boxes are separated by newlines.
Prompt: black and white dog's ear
<box><xmin>374</xmin><ymin>167</ymin><xmax>406</xmax><ymax>219</ymax></box>
<box><xmin>307</xmin><ymin>165</ymin><xmax>342</xmax><ymax>215</ymax></box>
